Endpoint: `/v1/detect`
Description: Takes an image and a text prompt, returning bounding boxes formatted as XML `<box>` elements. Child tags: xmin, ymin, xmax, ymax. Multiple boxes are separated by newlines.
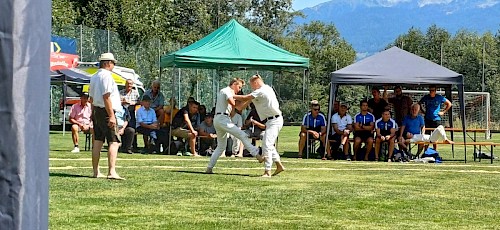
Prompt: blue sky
<box><xmin>292</xmin><ymin>0</ymin><xmax>330</xmax><ymax>10</ymax></box>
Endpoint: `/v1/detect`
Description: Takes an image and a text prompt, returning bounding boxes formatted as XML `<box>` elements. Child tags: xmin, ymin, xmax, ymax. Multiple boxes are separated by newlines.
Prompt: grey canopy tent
<box><xmin>327</xmin><ymin>47</ymin><xmax>467</xmax><ymax>161</ymax></box>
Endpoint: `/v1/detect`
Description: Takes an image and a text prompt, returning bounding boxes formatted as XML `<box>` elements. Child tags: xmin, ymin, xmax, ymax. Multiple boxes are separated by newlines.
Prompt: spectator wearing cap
<box><xmin>171</xmin><ymin>100</ymin><xmax>200</xmax><ymax>156</ymax></box>
<box><xmin>136</xmin><ymin>95</ymin><xmax>159</xmax><ymax>154</ymax></box>
<box><xmin>69</xmin><ymin>93</ymin><xmax>93</xmax><ymax>153</ymax></box>
<box><xmin>198</xmin><ymin>113</ymin><xmax>217</xmax><ymax>155</ymax></box>
<box><xmin>88</xmin><ymin>52</ymin><xmax>123</xmax><ymax>179</ymax></box>
<box><xmin>298</xmin><ymin>100</ymin><xmax>327</xmax><ymax>158</ymax></box>
<box><xmin>383</xmin><ymin>85</ymin><xmax>413</xmax><ymax>126</ymax></box>
<box><xmin>142</xmin><ymin>80</ymin><xmax>166</xmax><ymax>126</ymax></box>
<box><xmin>368</xmin><ymin>86</ymin><xmax>389</xmax><ymax>120</ymax></box>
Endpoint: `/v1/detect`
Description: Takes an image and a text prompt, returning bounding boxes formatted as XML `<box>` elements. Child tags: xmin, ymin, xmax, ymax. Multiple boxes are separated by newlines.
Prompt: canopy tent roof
<box><xmin>160</xmin><ymin>19</ymin><xmax>309</xmax><ymax>71</ymax></box>
<box><xmin>50</xmin><ymin>68</ymin><xmax>91</xmax><ymax>85</ymax></box>
<box><xmin>331</xmin><ymin>47</ymin><xmax>463</xmax><ymax>85</ymax></box>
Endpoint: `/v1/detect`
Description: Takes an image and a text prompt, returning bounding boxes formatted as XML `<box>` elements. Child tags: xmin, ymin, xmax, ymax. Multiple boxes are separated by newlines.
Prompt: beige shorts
<box><xmin>171</xmin><ymin>127</ymin><xmax>191</xmax><ymax>139</ymax></box>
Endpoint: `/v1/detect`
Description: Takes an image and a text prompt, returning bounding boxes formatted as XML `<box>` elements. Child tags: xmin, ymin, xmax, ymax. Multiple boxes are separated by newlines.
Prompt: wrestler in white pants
<box><xmin>410</xmin><ymin>125</ymin><xmax>448</xmax><ymax>142</ymax></box>
<box><xmin>207</xmin><ymin>115</ymin><xmax>259</xmax><ymax>169</ymax></box>
<box><xmin>262</xmin><ymin>116</ymin><xmax>283</xmax><ymax>171</ymax></box>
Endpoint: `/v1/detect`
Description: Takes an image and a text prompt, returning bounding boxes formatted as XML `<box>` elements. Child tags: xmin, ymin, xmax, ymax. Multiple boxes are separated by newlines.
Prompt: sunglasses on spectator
<box><xmin>312</xmin><ymin>108</ymin><xmax>320</xmax><ymax>111</ymax></box>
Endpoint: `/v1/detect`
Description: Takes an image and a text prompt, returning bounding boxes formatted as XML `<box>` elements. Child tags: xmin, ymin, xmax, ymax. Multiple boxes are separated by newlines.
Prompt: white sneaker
<box><xmin>71</xmin><ymin>147</ymin><xmax>80</xmax><ymax>153</ymax></box>
<box><xmin>176</xmin><ymin>152</ymin><xmax>182</xmax><ymax>156</ymax></box>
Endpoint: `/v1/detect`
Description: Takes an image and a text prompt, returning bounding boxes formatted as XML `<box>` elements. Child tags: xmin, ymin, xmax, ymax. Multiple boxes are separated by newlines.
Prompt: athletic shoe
<box><xmin>71</xmin><ymin>147</ymin><xmax>80</xmax><ymax>153</ymax></box>
<box><xmin>184</xmin><ymin>152</ymin><xmax>192</xmax><ymax>156</ymax></box>
<box><xmin>176</xmin><ymin>152</ymin><xmax>182</xmax><ymax>156</ymax></box>
<box><xmin>346</xmin><ymin>155</ymin><xmax>351</xmax><ymax>161</ymax></box>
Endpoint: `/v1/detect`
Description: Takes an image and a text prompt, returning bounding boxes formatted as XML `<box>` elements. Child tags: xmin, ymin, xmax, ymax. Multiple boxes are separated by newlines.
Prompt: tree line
<box><xmin>51</xmin><ymin>0</ymin><xmax>500</xmax><ymax>124</ymax></box>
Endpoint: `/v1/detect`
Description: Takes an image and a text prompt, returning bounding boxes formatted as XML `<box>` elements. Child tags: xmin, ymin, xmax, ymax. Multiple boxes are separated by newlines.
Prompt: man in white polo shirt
<box><xmin>89</xmin><ymin>52</ymin><xmax>124</xmax><ymax>180</ymax></box>
<box><xmin>205</xmin><ymin>78</ymin><xmax>263</xmax><ymax>174</ymax></box>
<box><xmin>234</xmin><ymin>74</ymin><xmax>285</xmax><ymax>177</ymax></box>
<box><xmin>330</xmin><ymin>104</ymin><xmax>353</xmax><ymax>160</ymax></box>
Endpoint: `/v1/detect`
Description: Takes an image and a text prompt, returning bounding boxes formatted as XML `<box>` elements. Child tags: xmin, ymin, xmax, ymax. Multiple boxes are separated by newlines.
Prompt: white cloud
<box><xmin>375</xmin><ymin>0</ymin><xmax>412</xmax><ymax>7</ymax></box>
<box><xmin>478</xmin><ymin>0</ymin><xmax>499</xmax><ymax>8</ymax></box>
<box><xmin>418</xmin><ymin>0</ymin><xmax>454</xmax><ymax>7</ymax></box>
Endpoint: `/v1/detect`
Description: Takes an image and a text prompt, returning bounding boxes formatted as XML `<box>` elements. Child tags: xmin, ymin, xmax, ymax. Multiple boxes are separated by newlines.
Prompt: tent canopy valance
<box><xmin>160</xmin><ymin>19</ymin><xmax>309</xmax><ymax>71</ymax></box>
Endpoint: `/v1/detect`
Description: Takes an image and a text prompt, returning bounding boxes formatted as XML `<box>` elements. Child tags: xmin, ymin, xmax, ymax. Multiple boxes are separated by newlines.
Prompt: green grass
<box><xmin>49</xmin><ymin>127</ymin><xmax>500</xmax><ymax>229</ymax></box>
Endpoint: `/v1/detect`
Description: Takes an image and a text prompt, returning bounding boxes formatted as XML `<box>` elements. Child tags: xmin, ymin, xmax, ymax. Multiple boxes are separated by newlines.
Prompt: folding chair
<box><xmin>84</xmin><ymin>133</ymin><xmax>92</xmax><ymax>151</ymax></box>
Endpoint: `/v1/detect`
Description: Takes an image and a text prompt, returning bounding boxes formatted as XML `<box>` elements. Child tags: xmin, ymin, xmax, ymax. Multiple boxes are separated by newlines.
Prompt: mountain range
<box><xmin>294</xmin><ymin>0</ymin><xmax>500</xmax><ymax>56</ymax></box>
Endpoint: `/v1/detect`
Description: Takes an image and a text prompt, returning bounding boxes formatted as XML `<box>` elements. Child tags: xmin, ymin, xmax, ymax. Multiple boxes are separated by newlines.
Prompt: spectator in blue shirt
<box><xmin>375</xmin><ymin>110</ymin><xmax>398</xmax><ymax>162</ymax></box>
<box><xmin>398</xmin><ymin>103</ymin><xmax>425</xmax><ymax>156</ymax></box>
<box><xmin>353</xmin><ymin>100</ymin><xmax>375</xmax><ymax>161</ymax></box>
<box><xmin>298</xmin><ymin>101</ymin><xmax>327</xmax><ymax>158</ymax></box>
<box><xmin>136</xmin><ymin>95</ymin><xmax>159</xmax><ymax>154</ymax></box>
<box><xmin>418</xmin><ymin>85</ymin><xmax>452</xmax><ymax>150</ymax></box>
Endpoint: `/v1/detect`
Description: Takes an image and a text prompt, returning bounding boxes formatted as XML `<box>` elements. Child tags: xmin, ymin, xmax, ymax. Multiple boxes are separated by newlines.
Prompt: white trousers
<box><xmin>410</xmin><ymin>125</ymin><xmax>447</xmax><ymax>143</ymax></box>
<box><xmin>207</xmin><ymin>115</ymin><xmax>258</xmax><ymax>168</ymax></box>
<box><xmin>263</xmin><ymin>116</ymin><xmax>283</xmax><ymax>171</ymax></box>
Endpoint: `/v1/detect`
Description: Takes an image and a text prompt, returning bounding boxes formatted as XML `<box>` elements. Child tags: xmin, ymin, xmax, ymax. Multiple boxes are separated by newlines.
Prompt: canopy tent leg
<box><xmin>445</xmin><ymin>86</ymin><xmax>454</xmax><ymax>158</ymax></box>
<box><xmin>458</xmin><ymin>84</ymin><xmax>467</xmax><ymax>163</ymax></box>
<box><xmin>325</xmin><ymin>83</ymin><xmax>337</xmax><ymax>159</ymax></box>
<box><xmin>62</xmin><ymin>79</ymin><xmax>67</xmax><ymax>136</ymax></box>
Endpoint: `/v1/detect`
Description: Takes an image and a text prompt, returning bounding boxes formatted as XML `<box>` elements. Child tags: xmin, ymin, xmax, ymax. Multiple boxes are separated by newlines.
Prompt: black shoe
<box><xmin>126</xmin><ymin>149</ymin><xmax>133</xmax><ymax>154</ymax></box>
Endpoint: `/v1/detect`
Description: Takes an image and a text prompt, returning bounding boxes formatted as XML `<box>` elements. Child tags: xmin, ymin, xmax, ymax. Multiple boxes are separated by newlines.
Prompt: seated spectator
<box><xmin>298</xmin><ymin>101</ymin><xmax>327</xmax><ymax>158</ymax></box>
<box><xmin>198</xmin><ymin>113</ymin><xmax>217</xmax><ymax>155</ymax></box>
<box><xmin>120</xmin><ymin>79</ymin><xmax>140</xmax><ymax>152</ymax></box>
<box><xmin>368</xmin><ymin>86</ymin><xmax>389</xmax><ymax>120</ymax></box>
<box><xmin>375</xmin><ymin>110</ymin><xmax>398</xmax><ymax>162</ymax></box>
<box><xmin>171</xmin><ymin>100</ymin><xmax>200</xmax><ymax>157</ymax></box>
<box><xmin>243</xmin><ymin>103</ymin><xmax>265</xmax><ymax>144</ymax></box>
<box><xmin>142</xmin><ymin>80</ymin><xmax>165</xmax><ymax>126</ymax></box>
<box><xmin>69</xmin><ymin>93</ymin><xmax>93</xmax><ymax>153</ymax></box>
<box><xmin>198</xmin><ymin>104</ymin><xmax>207</xmax><ymax>122</ymax></box>
<box><xmin>163</xmin><ymin>97</ymin><xmax>179</xmax><ymax>126</ymax></box>
<box><xmin>398</xmin><ymin>103</ymin><xmax>453</xmax><ymax>157</ymax></box>
<box><xmin>136</xmin><ymin>95</ymin><xmax>159</xmax><ymax>154</ymax></box>
<box><xmin>329</xmin><ymin>104</ymin><xmax>352</xmax><ymax>160</ymax></box>
<box><xmin>115</xmin><ymin>105</ymin><xmax>135</xmax><ymax>154</ymax></box>
<box><xmin>353</xmin><ymin>100</ymin><xmax>375</xmax><ymax>161</ymax></box>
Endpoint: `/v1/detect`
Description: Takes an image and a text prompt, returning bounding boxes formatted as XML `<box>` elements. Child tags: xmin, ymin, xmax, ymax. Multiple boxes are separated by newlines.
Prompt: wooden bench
<box><xmin>414</xmin><ymin>141</ymin><xmax>499</xmax><ymax>164</ymax></box>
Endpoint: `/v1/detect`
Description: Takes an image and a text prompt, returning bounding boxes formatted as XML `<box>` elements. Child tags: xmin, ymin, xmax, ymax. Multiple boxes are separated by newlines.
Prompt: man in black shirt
<box><xmin>368</xmin><ymin>86</ymin><xmax>389</xmax><ymax>120</ymax></box>
<box><xmin>171</xmin><ymin>100</ymin><xmax>200</xmax><ymax>156</ymax></box>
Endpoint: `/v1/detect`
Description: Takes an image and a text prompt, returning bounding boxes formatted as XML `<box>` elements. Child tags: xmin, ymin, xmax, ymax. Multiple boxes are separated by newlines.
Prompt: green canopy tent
<box><xmin>160</xmin><ymin>19</ymin><xmax>309</xmax><ymax>70</ymax></box>
<box><xmin>159</xmin><ymin>19</ymin><xmax>309</xmax><ymax>154</ymax></box>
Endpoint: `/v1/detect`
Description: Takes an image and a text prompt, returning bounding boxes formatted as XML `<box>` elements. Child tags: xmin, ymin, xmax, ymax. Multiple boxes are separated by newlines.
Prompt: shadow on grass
<box><xmin>173</xmin><ymin>170</ymin><xmax>256</xmax><ymax>177</ymax></box>
<box><xmin>49</xmin><ymin>172</ymin><xmax>90</xmax><ymax>178</ymax></box>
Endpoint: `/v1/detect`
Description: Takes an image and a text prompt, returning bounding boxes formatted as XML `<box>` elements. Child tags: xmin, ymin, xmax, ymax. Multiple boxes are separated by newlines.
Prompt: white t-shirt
<box><xmin>331</xmin><ymin>113</ymin><xmax>353</xmax><ymax>131</ymax></box>
<box><xmin>250</xmin><ymin>84</ymin><xmax>281</xmax><ymax>119</ymax></box>
<box><xmin>89</xmin><ymin>69</ymin><xmax>121</xmax><ymax>111</ymax></box>
<box><xmin>215</xmin><ymin>86</ymin><xmax>233</xmax><ymax>115</ymax></box>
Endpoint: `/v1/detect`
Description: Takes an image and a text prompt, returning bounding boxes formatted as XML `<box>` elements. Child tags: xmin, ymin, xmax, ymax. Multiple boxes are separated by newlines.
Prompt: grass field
<box><xmin>49</xmin><ymin>127</ymin><xmax>500</xmax><ymax>229</ymax></box>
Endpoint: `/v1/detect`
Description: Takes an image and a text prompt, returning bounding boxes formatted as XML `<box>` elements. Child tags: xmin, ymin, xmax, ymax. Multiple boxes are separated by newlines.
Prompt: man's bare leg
<box><xmin>92</xmin><ymin>140</ymin><xmax>105</xmax><ymax>178</ymax></box>
<box><xmin>107</xmin><ymin>142</ymin><xmax>124</xmax><ymax>180</ymax></box>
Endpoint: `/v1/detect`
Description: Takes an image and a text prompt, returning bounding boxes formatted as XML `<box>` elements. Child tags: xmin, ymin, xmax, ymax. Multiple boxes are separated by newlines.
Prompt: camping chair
<box><xmin>84</xmin><ymin>133</ymin><xmax>92</xmax><ymax>151</ymax></box>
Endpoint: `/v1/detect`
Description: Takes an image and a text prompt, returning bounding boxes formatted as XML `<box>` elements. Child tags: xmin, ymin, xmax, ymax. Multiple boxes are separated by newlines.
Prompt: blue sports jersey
<box><xmin>375</xmin><ymin>118</ymin><xmax>398</xmax><ymax>131</ymax></box>
<box><xmin>402</xmin><ymin>115</ymin><xmax>425</xmax><ymax>135</ymax></box>
<box><xmin>419</xmin><ymin>94</ymin><xmax>447</xmax><ymax>121</ymax></box>
<box><xmin>302</xmin><ymin>112</ymin><xmax>327</xmax><ymax>129</ymax></box>
<box><xmin>354</xmin><ymin>112</ymin><xmax>375</xmax><ymax>126</ymax></box>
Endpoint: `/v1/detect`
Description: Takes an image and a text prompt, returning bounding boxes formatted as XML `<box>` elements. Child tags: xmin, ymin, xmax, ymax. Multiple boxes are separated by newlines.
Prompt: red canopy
<box><xmin>50</xmin><ymin>52</ymin><xmax>78</xmax><ymax>71</ymax></box>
